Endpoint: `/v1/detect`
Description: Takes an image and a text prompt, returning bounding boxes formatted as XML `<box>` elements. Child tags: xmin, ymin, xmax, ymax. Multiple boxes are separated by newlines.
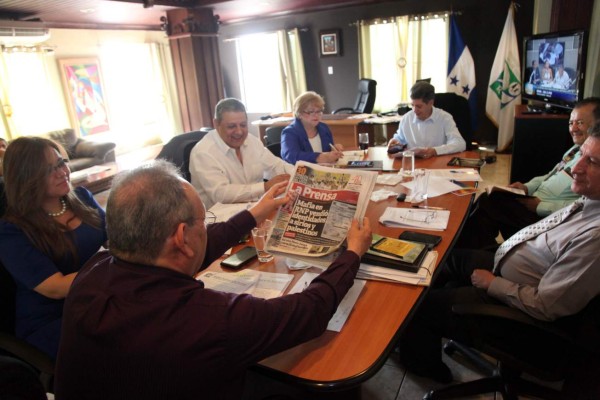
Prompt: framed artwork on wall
<box><xmin>319</xmin><ymin>29</ymin><xmax>342</xmax><ymax>57</ymax></box>
<box><xmin>59</xmin><ymin>58</ymin><xmax>110</xmax><ymax>137</ymax></box>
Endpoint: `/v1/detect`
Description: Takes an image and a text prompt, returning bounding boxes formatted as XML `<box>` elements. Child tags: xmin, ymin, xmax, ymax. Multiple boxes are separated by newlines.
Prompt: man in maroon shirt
<box><xmin>54</xmin><ymin>160</ymin><xmax>372</xmax><ymax>400</ymax></box>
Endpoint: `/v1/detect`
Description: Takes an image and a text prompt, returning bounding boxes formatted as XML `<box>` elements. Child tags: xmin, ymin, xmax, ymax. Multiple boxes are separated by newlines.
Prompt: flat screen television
<box><xmin>522</xmin><ymin>30</ymin><xmax>587</xmax><ymax>112</ymax></box>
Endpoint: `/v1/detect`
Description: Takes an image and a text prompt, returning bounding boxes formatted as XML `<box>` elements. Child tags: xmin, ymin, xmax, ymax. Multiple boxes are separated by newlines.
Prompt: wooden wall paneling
<box><xmin>550</xmin><ymin>0</ymin><xmax>594</xmax><ymax>32</ymax></box>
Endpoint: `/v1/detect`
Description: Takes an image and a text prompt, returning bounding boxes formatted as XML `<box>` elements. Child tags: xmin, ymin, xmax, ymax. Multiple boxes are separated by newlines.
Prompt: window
<box><xmin>235</xmin><ymin>29</ymin><xmax>306</xmax><ymax>113</ymax></box>
<box><xmin>0</xmin><ymin>48</ymin><xmax>69</xmax><ymax>138</ymax></box>
<box><xmin>99</xmin><ymin>43</ymin><xmax>174</xmax><ymax>151</ymax></box>
<box><xmin>236</xmin><ymin>33</ymin><xmax>285</xmax><ymax>113</ymax></box>
<box><xmin>359</xmin><ymin>15</ymin><xmax>449</xmax><ymax>112</ymax></box>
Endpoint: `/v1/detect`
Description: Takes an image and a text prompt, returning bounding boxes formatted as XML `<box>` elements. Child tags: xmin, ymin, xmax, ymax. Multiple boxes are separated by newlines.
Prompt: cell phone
<box><xmin>220</xmin><ymin>246</ymin><xmax>257</xmax><ymax>269</ymax></box>
<box><xmin>398</xmin><ymin>231</ymin><xmax>442</xmax><ymax>248</ymax></box>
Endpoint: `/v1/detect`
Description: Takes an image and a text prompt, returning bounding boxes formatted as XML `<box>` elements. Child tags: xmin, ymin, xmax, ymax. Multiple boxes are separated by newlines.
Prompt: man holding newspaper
<box><xmin>55</xmin><ymin>160</ymin><xmax>373</xmax><ymax>399</ymax></box>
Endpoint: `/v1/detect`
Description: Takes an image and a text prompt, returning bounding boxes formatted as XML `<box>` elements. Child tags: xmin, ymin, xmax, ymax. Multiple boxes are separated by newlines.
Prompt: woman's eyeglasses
<box><xmin>47</xmin><ymin>159</ymin><xmax>69</xmax><ymax>176</ymax></box>
<box><xmin>303</xmin><ymin>109</ymin><xmax>324</xmax><ymax>116</ymax></box>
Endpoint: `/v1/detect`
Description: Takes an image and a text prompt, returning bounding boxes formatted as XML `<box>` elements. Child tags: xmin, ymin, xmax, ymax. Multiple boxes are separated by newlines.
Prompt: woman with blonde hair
<box><xmin>0</xmin><ymin>136</ymin><xmax>106</xmax><ymax>359</ymax></box>
<box><xmin>281</xmin><ymin>91</ymin><xmax>344</xmax><ymax>164</ymax></box>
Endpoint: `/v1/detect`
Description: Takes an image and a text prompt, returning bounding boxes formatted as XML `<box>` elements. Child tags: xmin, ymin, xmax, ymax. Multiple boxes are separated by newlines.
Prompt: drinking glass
<box><xmin>411</xmin><ymin>169</ymin><xmax>430</xmax><ymax>204</ymax></box>
<box><xmin>400</xmin><ymin>150</ymin><xmax>415</xmax><ymax>176</ymax></box>
<box><xmin>358</xmin><ymin>132</ymin><xmax>369</xmax><ymax>153</ymax></box>
<box><xmin>251</xmin><ymin>220</ymin><xmax>273</xmax><ymax>262</ymax></box>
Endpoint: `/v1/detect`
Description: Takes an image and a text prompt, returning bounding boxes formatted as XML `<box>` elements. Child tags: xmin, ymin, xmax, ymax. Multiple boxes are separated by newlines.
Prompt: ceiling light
<box><xmin>80</xmin><ymin>8</ymin><xmax>95</xmax><ymax>14</ymax></box>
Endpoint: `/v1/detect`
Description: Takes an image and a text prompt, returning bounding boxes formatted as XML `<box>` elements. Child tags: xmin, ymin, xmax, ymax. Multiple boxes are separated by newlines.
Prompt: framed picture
<box><xmin>59</xmin><ymin>58</ymin><xmax>110</xmax><ymax>137</ymax></box>
<box><xmin>319</xmin><ymin>29</ymin><xmax>342</xmax><ymax>57</ymax></box>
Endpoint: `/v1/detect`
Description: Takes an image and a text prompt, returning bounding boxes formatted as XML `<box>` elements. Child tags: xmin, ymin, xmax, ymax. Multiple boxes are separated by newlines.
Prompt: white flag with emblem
<box><xmin>486</xmin><ymin>3</ymin><xmax>521</xmax><ymax>152</ymax></box>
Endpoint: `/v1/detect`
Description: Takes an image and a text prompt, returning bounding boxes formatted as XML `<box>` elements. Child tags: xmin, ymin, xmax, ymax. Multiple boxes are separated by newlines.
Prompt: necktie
<box><xmin>493</xmin><ymin>199</ymin><xmax>584</xmax><ymax>273</ymax></box>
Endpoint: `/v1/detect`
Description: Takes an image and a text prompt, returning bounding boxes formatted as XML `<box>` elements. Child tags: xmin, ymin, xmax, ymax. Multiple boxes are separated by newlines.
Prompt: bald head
<box><xmin>107</xmin><ymin>160</ymin><xmax>196</xmax><ymax>264</ymax></box>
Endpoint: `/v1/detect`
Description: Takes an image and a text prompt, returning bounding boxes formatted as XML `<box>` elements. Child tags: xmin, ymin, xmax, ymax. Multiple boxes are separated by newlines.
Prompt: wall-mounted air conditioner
<box><xmin>0</xmin><ymin>27</ymin><xmax>50</xmax><ymax>46</ymax></box>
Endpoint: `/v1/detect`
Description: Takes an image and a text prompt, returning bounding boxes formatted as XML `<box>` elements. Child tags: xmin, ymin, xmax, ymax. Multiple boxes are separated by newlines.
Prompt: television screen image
<box><xmin>522</xmin><ymin>30</ymin><xmax>587</xmax><ymax>111</ymax></box>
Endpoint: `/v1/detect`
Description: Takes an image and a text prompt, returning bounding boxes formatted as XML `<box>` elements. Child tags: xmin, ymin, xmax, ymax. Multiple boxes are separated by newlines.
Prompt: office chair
<box><xmin>433</xmin><ymin>92</ymin><xmax>475</xmax><ymax>150</ymax></box>
<box><xmin>264</xmin><ymin>126</ymin><xmax>284</xmax><ymax>146</ymax></box>
<box><xmin>332</xmin><ymin>78</ymin><xmax>377</xmax><ymax>114</ymax></box>
<box><xmin>424</xmin><ymin>297</ymin><xmax>600</xmax><ymax>400</ymax></box>
<box><xmin>0</xmin><ymin>263</ymin><xmax>56</xmax><ymax>394</ymax></box>
<box><xmin>156</xmin><ymin>128</ymin><xmax>211</xmax><ymax>182</ymax></box>
<box><xmin>266</xmin><ymin>142</ymin><xmax>281</xmax><ymax>158</ymax></box>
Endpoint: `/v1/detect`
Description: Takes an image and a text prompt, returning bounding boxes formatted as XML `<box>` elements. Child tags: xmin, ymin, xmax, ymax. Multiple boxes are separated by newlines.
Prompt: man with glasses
<box><xmin>388</xmin><ymin>81</ymin><xmax>466</xmax><ymax>158</ymax></box>
<box><xmin>190</xmin><ymin>98</ymin><xmax>294</xmax><ymax>209</ymax></box>
<box><xmin>55</xmin><ymin>160</ymin><xmax>373</xmax><ymax>399</ymax></box>
<box><xmin>456</xmin><ymin>97</ymin><xmax>600</xmax><ymax>249</ymax></box>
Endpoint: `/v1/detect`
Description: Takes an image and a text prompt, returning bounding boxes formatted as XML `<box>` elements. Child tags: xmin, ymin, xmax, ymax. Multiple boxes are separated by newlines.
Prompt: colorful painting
<box><xmin>320</xmin><ymin>30</ymin><xmax>342</xmax><ymax>57</ymax></box>
<box><xmin>59</xmin><ymin>58</ymin><xmax>110</xmax><ymax>136</ymax></box>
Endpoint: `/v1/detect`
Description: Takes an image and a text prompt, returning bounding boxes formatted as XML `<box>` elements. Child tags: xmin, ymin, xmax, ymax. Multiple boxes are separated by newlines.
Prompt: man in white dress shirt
<box><xmin>189</xmin><ymin>98</ymin><xmax>294</xmax><ymax>209</ymax></box>
<box><xmin>388</xmin><ymin>81</ymin><xmax>466</xmax><ymax>159</ymax></box>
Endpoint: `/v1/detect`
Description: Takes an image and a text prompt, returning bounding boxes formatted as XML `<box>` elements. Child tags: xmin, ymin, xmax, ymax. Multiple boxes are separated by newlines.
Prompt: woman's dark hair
<box><xmin>2</xmin><ymin>136</ymin><xmax>102</xmax><ymax>264</ymax></box>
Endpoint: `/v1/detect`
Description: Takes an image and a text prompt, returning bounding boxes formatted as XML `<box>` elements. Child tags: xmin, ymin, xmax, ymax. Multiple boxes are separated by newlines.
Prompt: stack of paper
<box><xmin>379</xmin><ymin>208</ymin><xmax>450</xmax><ymax>230</ymax></box>
<box><xmin>358</xmin><ymin>252</ymin><xmax>438</xmax><ymax>286</ymax></box>
<box><xmin>198</xmin><ymin>270</ymin><xmax>293</xmax><ymax>299</ymax></box>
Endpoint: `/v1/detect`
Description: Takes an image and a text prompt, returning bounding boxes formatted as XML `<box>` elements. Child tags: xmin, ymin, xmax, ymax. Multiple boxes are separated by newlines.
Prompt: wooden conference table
<box><xmin>204</xmin><ymin>147</ymin><xmax>480</xmax><ymax>395</ymax></box>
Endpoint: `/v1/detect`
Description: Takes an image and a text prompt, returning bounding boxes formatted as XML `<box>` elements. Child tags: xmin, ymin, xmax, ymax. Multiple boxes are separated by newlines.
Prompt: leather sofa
<box><xmin>45</xmin><ymin>129</ymin><xmax>116</xmax><ymax>172</ymax></box>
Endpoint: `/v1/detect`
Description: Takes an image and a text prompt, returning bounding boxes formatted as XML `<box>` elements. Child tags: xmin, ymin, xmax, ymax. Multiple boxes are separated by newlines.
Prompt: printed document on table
<box><xmin>379</xmin><ymin>208</ymin><xmax>450</xmax><ymax>230</ymax></box>
<box><xmin>402</xmin><ymin>176</ymin><xmax>463</xmax><ymax>198</ymax></box>
<box><xmin>358</xmin><ymin>252</ymin><xmax>438</xmax><ymax>286</ymax></box>
<box><xmin>198</xmin><ymin>270</ymin><xmax>293</xmax><ymax>299</ymax></box>
<box><xmin>288</xmin><ymin>272</ymin><xmax>366</xmax><ymax>332</ymax></box>
<box><xmin>429</xmin><ymin>168</ymin><xmax>483</xmax><ymax>182</ymax></box>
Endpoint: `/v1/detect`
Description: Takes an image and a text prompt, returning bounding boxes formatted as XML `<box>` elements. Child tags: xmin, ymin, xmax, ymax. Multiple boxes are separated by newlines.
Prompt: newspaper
<box><xmin>266</xmin><ymin>161</ymin><xmax>377</xmax><ymax>257</ymax></box>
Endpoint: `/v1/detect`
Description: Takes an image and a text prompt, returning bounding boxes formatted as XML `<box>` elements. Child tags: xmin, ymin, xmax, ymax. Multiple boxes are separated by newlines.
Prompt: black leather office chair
<box><xmin>433</xmin><ymin>92</ymin><xmax>475</xmax><ymax>150</ymax></box>
<box><xmin>424</xmin><ymin>297</ymin><xmax>600</xmax><ymax>400</ymax></box>
<box><xmin>156</xmin><ymin>128</ymin><xmax>211</xmax><ymax>182</ymax></box>
<box><xmin>264</xmin><ymin>126</ymin><xmax>284</xmax><ymax>147</ymax></box>
<box><xmin>266</xmin><ymin>142</ymin><xmax>281</xmax><ymax>158</ymax></box>
<box><xmin>0</xmin><ymin>264</ymin><xmax>55</xmax><ymax>394</ymax></box>
<box><xmin>332</xmin><ymin>78</ymin><xmax>377</xmax><ymax>114</ymax></box>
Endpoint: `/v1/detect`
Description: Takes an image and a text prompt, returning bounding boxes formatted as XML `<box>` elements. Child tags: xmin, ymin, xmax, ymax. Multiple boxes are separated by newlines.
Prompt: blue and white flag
<box><xmin>486</xmin><ymin>3</ymin><xmax>521</xmax><ymax>152</ymax></box>
<box><xmin>447</xmin><ymin>15</ymin><xmax>477</xmax><ymax>132</ymax></box>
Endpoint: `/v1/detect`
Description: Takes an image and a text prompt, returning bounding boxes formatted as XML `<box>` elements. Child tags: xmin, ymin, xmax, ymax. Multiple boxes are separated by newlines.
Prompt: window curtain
<box><xmin>584</xmin><ymin>0</ymin><xmax>599</xmax><ymax>97</ymax></box>
<box><xmin>149</xmin><ymin>42</ymin><xmax>183</xmax><ymax>142</ymax></box>
<box><xmin>0</xmin><ymin>48</ymin><xmax>69</xmax><ymax>139</ymax></box>
<box><xmin>277</xmin><ymin>28</ymin><xmax>307</xmax><ymax>111</ymax></box>
<box><xmin>358</xmin><ymin>15</ymin><xmax>449</xmax><ymax>111</ymax></box>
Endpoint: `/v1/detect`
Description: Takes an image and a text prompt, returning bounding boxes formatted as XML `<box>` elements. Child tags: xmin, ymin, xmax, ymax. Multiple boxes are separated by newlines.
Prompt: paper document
<box><xmin>429</xmin><ymin>168</ymin><xmax>482</xmax><ymax>182</ymax></box>
<box><xmin>376</xmin><ymin>174</ymin><xmax>404</xmax><ymax>186</ymax></box>
<box><xmin>288</xmin><ymin>272</ymin><xmax>366</xmax><ymax>332</ymax></box>
<box><xmin>334</xmin><ymin>150</ymin><xmax>364</xmax><ymax>164</ymax></box>
<box><xmin>198</xmin><ymin>270</ymin><xmax>293</xmax><ymax>299</ymax></box>
<box><xmin>209</xmin><ymin>202</ymin><xmax>255</xmax><ymax>223</ymax></box>
<box><xmin>379</xmin><ymin>208</ymin><xmax>450</xmax><ymax>230</ymax></box>
<box><xmin>402</xmin><ymin>176</ymin><xmax>463</xmax><ymax>199</ymax></box>
<box><xmin>358</xmin><ymin>252</ymin><xmax>438</xmax><ymax>286</ymax></box>
<box><xmin>485</xmin><ymin>185</ymin><xmax>530</xmax><ymax>197</ymax></box>
<box><xmin>364</xmin><ymin>115</ymin><xmax>403</xmax><ymax>124</ymax></box>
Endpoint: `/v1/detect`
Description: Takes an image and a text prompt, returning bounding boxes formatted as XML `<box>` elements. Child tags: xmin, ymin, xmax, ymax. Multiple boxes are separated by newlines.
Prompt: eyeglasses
<box><xmin>568</xmin><ymin>120</ymin><xmax>586</xmax><ymax>128</ymax></box>
<box><xmin>46</xmin><ymin>158</ymin><xmax>69</xmax><ymax>176</ymax></box>
<box><xmin>303</xmin><ymin>109</ymin><xmax>324</xmax><ymax>116</ymax></box>
<box><xmin>204</xmin><ymin>210</ymin><xmax>216</xmax><ymax>227</ymax></box>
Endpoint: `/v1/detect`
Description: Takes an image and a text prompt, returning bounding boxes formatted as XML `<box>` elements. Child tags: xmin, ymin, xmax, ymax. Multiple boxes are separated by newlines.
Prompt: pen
<box><xmin>329</xmin><ymin>143</ymin><xmax>341</xmax><ymax>155</ymax></box>
<box><xmin>412</xmin><ymin>205</ymin><xmax>447</xmax><ymax>211</ymax></box>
